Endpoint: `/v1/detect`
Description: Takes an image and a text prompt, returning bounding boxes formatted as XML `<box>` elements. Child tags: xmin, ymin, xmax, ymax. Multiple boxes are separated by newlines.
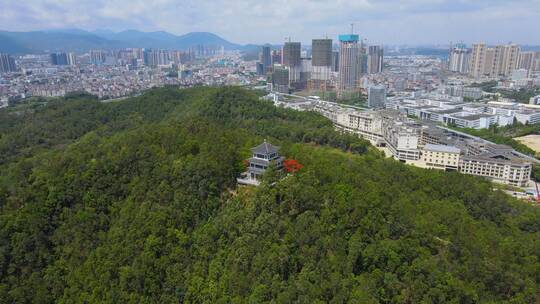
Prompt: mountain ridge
<box><xmin>0</xmin><ymin>29</ymin><xmax>250</xmax><ymax>53</ymax></box>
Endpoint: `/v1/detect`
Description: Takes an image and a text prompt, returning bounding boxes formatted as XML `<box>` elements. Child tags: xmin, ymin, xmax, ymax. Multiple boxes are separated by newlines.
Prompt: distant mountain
<box><xmin>0</xmin><ymin>30</ymin><xmax>125</xmax><ymax>53</ymax></box>
<box><xmin>0</xmin><ymin>29</ymin><xmax>244</xmax><ymax>54</ymax></box>
<box><xmin>0</xmin><ymin>33</ymin><xmax>30</xmax><ymax>53</ymax></box>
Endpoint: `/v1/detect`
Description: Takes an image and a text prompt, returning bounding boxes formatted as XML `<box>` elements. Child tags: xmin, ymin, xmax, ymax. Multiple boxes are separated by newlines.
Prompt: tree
<box><xmin>283</xmin><ymin>159</ymin><xmax>303</xmax><ymax>173</ymax></box>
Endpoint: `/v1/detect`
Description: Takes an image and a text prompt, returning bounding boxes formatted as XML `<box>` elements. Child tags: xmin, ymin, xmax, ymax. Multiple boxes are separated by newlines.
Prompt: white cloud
<box><xmin>0</xmin><ymin>0</ymin><xmax>539</xmax><ymax>44</ymax></box>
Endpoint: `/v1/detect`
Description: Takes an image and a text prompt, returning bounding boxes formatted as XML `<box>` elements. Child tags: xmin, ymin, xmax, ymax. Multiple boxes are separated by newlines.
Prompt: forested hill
<box><xmin>0</xmin><ymin>87</ymin><xmax>539</xmax><ymax>303</ymax></box>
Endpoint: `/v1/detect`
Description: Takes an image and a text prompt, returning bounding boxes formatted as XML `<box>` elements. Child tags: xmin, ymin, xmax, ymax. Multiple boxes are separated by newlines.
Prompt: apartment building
<box><xmin>469</xmin><ymin>43</ymin><xmax>521</xmax><ymax>78</ymax></box>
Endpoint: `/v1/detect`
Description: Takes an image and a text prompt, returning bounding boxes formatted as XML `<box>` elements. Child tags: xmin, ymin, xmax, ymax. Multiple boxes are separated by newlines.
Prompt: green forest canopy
<box><xmin>0</xmin><ymin>86</ymin><xmax>539</xmax><ymax>303</ymax></box>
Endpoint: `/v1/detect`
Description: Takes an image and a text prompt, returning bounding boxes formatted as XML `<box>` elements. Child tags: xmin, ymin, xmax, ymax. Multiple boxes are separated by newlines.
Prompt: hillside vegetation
<box><xmin>0</xmin><ymin>87</ymin><xmax>539</xmax><ymax>303</ymax></box>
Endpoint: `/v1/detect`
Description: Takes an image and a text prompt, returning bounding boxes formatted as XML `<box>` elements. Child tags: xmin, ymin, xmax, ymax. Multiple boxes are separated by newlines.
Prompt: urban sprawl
<box><xmin>2</xmin><ymin>34</ymin><xmax>540</xmax><ymax>193</ymax></box>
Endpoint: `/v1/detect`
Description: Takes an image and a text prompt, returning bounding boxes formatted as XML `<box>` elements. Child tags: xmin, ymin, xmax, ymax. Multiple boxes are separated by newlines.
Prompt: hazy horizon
<box><xmin>1</xmin><ymin>0</ymin><xmax>540</xmax><ymax>45</ymax></box>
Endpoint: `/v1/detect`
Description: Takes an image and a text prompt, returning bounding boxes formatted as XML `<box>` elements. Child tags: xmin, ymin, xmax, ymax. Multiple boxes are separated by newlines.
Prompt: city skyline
<box><xmin>1</xmin><ymin>0</ymin><xmax>540</xmax><ymax>45</ymax></box>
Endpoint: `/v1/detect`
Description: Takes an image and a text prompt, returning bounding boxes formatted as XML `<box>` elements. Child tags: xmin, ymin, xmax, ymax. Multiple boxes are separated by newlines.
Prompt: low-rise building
<box><xmin>459</xmin><ymin>146</ymin><xmax>531</xmax><ymax>187</ymax></box>
<box><xmin>310</xmin><ymin>99</ymin><xmax>534</xmax><ymax>186</ymax></box>
<box><xmin>421</xmin><ymin>144</ymin><xmax>460</xmax><ymax>170</ymax></box>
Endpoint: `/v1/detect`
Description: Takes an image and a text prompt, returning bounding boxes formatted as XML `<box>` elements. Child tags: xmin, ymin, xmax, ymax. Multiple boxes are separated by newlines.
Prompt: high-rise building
<box><xmin>524</xmin><ymin>51</ymin><xmax>540</xmax><ymax>72</ymax></box>
<box><xmin>367</xmin><ymin>85</ymin><xmax>386</xmax><ymax>108</ymax></box>
<box><xmin>448</xmin><ymin>43</ymin><xmax>470</xmax><ymax>73</ymax></box>
<box><xmin>57</xmin><ymin>53</ymin><xmax>68</xmax><ymax>65</ymax></box>
<box><xmin>261</xmin><ymin>44</ymin><xmax>272</xmax><ymax>73</ymax></box>
<box><xmin>282</xmin><ymin>42</ymin><xmax>301</xmax><ymax>67</ymax></box>
<box><xmin>483</xmin><ymin>48</ymin><xmax>495</xmax><ymax>76</ymax></box>
<box><xmin>332</xmin><ymin>51</ymin><xmax>340</xmax><ymax>72</ymax></box>
<box><xmin>90</xmin><ymin>50</ymin><xmax>106</xmax><ymax>64</ymax></box>
<box><xmin>50</xmin><ymin>53</ymin><xmax>68</xmax><ymax>65</ymax></box>
<box><xmin>469</xmin><ymin>43</ymin><xmax>520</xmax><ymax>78</ymax></box>
<box><xmin>50</xmin><ymin>53</ymin><xmax>58</xmax><ymax>65</ymax></box>
<box><xmin>271</xmin><ymin>50</ymin><xmax>281</xmax><ymax>66</ymax></box>
<box><xmin>469</xmin><ymin>43</ymin><xmax>487</xmax><ymax>78</ymax></box>
<box><xmin>310</xmin><ymin>38</ymin><xmax>333</xmax><ymax>92</ymax></box>
<box><xmin>143</xmin><ymin>49</ymin><xmax>169</xmax><ymax>67</ymax></box>
<box><xmin>67</xmin><ymin>52</ymin><xmax>77</xmax><ymax>66</ymax></box>
<box><xmin>282</xmin><ymin>42</ymin><xmax>301</xmax><ymax>88</ymax></box>
<box><xmin>338</xmin><ymin>34</ymin><xmax>360</xmax><ymax>97</ymax></box>
<box><xmin>358</xmin><ymin>44</ymin><xmax>368</xmax><ymax>75</ymax></box>
<box><xmin>490</xmin><ymin>44</ymin><xmax>520</xmax><ymax>77</ymax></box>
<box><xmin>299</xmin><ymin>58</ymin><xmax>311</xmax><ymax>90</ymax></box>
<box><xmin>0</xmin><ymin>53</ymin><xmax>17</xmax><ymax>73</ymax></box>
<box><xmin>367</xmin><ymin>45</ymin><xmax>384</xmax><ymax>74</ymax></box>
<box><xmin>535</xmin><ymin>53</ymin><xmax>540</xmax><ymax>72</ymax></box>
<box><xmin>272</xmin><ymin>65</ymin><xmax>290</xmax><ymax>93</ymax></box>
<box><xmin>256</xmin><ymin>62</ymin><xmax>264</xmax><ymax>75</ymax></box>
<box><xmin>519</xmin><ymin>52</ymin><xmax>535</xmax><ymax>71</ymax></box>
<box><xmin>312</xmin><ymin>39</ymin><xmax>332</xmax><ymax>67</ymax></box>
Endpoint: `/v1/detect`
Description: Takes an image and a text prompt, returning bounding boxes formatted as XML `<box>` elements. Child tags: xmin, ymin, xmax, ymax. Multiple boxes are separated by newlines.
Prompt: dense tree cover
<box><xmin>468</xmin><ymin>81</ymin><xmax>498</xmax><ymax>92</ymax></box>
<box><xmin>468</xmin><ymin>81</ymin><xmax>540</xmax><ymax>103</ymax></box>
<box><xmin>493</xmin><ymin>87</ymin><xmax>540</xmax><ymax>104</ymax></box>
<box><xmin>0</xmin><ymin>86</ymin><xmax>539</xmax><ymax>303</ymax></box>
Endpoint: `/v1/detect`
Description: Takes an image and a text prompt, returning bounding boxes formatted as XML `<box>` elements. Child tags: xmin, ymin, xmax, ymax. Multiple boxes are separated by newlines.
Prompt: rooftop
<box><xmin>339</xmin><ymin>34</ymin><xmax>359</xmax><ymax>42</ymax></box>
<box><xmin>424</xmin><ymin>143</ymin><xmax>460</xmax><ymax>154</ymax></box>
<box><xmin>433</xmin><ymin>108</ymin><xmax>463</xmax><ymax>115</ymax></box>
<box><xmin>456</xmin><ymin>114</ymin><xmax>492</xmax><ymax>121</ymax></box>
<box><xmin>251</xmin><ymin>140</ymin><xmax>280</xmax><ymax>155</ymax></box>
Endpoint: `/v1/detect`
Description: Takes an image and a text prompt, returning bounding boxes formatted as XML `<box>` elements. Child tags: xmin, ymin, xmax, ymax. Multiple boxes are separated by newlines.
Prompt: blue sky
<box><xmin>1</xmin><ymin>0</ymin><xmax>539</xmax><ymax>45</ymax></box>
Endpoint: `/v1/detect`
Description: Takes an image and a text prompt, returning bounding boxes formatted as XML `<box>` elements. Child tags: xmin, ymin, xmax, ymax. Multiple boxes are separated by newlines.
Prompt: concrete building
<box><xmin>67</xmin><ymin>52</ymin><xmax>77</xmax><ymax>66</ymax></box>
<box><xmin>530</xmin><ymin>95</ymin><xmax>540</xmax><ymax>105</ymax></box>
<box><xmin>459</xmin><ymin>144</ymin><xmax>531</xmax><ymax>187</ymax></box>
<box><xmin>338</xmin><ymin>34</ymin><xmax>360</xmax><ymax>98</ymax></box>
<box><xmin>490</xmin><ymin>44</ymin><xmax>520</xmax><ymax>77</ymax></box>
<box><xmin>0</xmin><ymin>53</ymin><xmax>17</xmax><ymax>73</ymax></box>
<box><xmin>50</xmin><ymin>53</ymin><xmax>69</xmax><ymax>66</ymax></box>
<box><xmin>335</xmin><ymin>109</ymin><xmax>384</xmax><ymax>144</ymax></box>
<box><xmin>282</xmin><ymin>42</ymin><xmax>302</xmax><ymax>88</ymax></box>
<box><xmin>448</xmin><ymin>43</ymin><xmax>470</xmax><ymax>73</ymax></box>
<box><xmin>332</xmin><ymin>50</ymin><xmax>339</xmax><ymax>72</ymax></box>
<box><xmin>381</xmin><ymin>112</ymin><xmax>422</xmax><ymax>161</ymax></box>
<box><xmin>310</xmin><ymin>39</ymin><xmax>332</xmax><ymax>82</ymax></box>
<box><xmin>469</xmin><ymin>43</ymin><xmax>520</xmax><ymax>78</ymax></box>
<box><xmin>271</xmin><ymin>50</ymin><xmax>282</xmax><ymax>66</ymax></box>
<box><xmin>310</xmin><ymin>39</ymin><xmax>332</xmax><ymax>93</ymax></box>
<box><xmin>511</xmin><ymin>69</ymin><xmax>529</xmax><ymax>81</ymax></box>
<box><xmin>256</xmin><ymin>62</ymin><xmax>264</xmax><ymax>75</ymax></box>
<box><xmin>519</xmin><ymin>51</ymin><xmax>536</xmax><ymax>71</ymax></box>
<box><xmin>261</xmin><ymin>44</ymin><xmax>272</xmax><ymax>73</ymax></box>
<box><xmin>282</xmin><ymin>42</ymin><xmax>301</xmax><ymax>67</ymax></box>
<box><xmin>313</xmin><ymin>102</ymin><xmax>533</xmax><ymax>186</ymax></box>
<box><xmin>515</xmin><ymin>109</ymin><xmax>540</xmax><ymax>124</ymax></box>
<box><xmin>312</xmin><ymin>39</ymin><xmax>332</xmax><ymax>68</ymax></box>
<box><xmin>421</xmin><ymin>144</ymin><xmax>460</xmax><ymax>170</ymax></box>
<box><xmin>367</xmin><ymin>45</ymin><xmax>384</xmax><ymax>74</ymax></box>
<box><xmin>469</xmin><ymin>43</ymin><xmax>487</xmax><ymax>78</ymax></box>
<box><xmin>367</xmin><ymin>85</ymin><xmax>386</xmax><ymax>108</ymax></box>
<box><xmin>483</xmin><ymin>48</ymin><xmax>495</xmax><ymax>76</ymax></box>
<box><xmin>272</xmin><ymin>65</ymin><xmax>290</xmax><ymax>93</ymax></box>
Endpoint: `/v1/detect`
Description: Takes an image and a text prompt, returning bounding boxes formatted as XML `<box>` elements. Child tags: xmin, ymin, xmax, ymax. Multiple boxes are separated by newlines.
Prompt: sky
<box><xmin>1</xmin><ymin>0</ymin><xmax>539</xmax><ymax>45</ymax></box>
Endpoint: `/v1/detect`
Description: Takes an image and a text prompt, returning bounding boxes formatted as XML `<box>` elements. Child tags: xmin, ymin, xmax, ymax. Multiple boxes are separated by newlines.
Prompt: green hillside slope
<box><xmin>0</xmin><ymin>87</ymin><xmax>538</xmax><ymax>303</ymax></box>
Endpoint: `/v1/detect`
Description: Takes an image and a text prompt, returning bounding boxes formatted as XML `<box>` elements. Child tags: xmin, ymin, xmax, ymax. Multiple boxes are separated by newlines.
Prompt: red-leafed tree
<box><xmin>283</xmin><ymin>159</ymin><xmax>303</xmax><ymax>173</ymax></box>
